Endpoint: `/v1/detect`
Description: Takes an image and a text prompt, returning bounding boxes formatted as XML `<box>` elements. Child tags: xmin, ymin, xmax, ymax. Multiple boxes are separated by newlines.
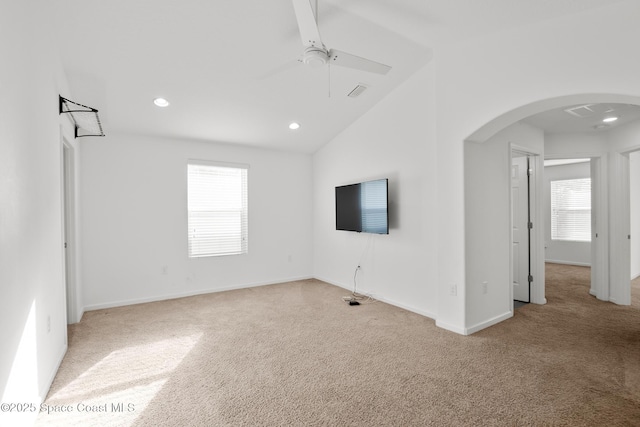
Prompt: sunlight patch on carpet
<box><xmin>38</xmin><ymin>379</ymin><xmax>166</xmax><ymax>427</ymax></box>
<box><xmin>50</xmin><ymin>333</ymin><xmax>201</xmax><ymax>401</ymax></box>
<box><xmin>36</xmin><ymin>333</ymin><xmax>201</xmax><ymax>426</ymax></box>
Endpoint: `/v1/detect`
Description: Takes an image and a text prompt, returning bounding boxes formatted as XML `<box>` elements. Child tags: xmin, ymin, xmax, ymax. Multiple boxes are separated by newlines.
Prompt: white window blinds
<box><xmin>187</xmin><ymin>162</ymin><xmax>248</xmax><ymax>257</ymax></box>
<box><xmin>550</xmin><ymin>178</ymin><xmax>591</xmax><ymax>242</ymax></box>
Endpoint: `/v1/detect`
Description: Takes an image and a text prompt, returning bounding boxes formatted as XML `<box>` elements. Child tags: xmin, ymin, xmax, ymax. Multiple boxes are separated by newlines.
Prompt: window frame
<box><xmin>187</xmin><ymin>160</ymin><xmax>249</xmax><ymax>258</ymax></box>
<box><xmin>550</xmin><ymin>177</ymin><xmax>591</xmax><ymax>243</ymax></box>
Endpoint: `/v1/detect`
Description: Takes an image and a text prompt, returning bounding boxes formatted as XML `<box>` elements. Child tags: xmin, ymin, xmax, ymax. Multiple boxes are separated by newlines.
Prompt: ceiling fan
<box><xmin>292</xmin><ymin>0</ymin><xmax>392</xmax><ymax>75</ymax></box>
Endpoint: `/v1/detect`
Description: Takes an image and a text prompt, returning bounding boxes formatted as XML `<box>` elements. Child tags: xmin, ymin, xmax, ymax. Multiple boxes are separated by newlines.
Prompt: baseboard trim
<box><xmin>435</xmin><ymin>319</ymin><xmax>467</xmax><ymax>335</ymax></box>
<box><xmin>83</xmin><ymin>275</ymin><xmax>314</xmax><ymax>312</ymax></box>
<box><xmin>375</xmin><ymin>294</ymin><xmax>437</xmax><ymax>320</ymax></box>
<box><xmin>545</xmin><ymin>259</ymin><xmax>591</xmax><ymax>267</ymax></box>
<box><xmin>465</xmin><ymin>311</ymin><xmax>513</xmax><ymax>335</ymax></box>
<box><xmin>315</xmin><ymin>275</ymin><xmax>437</xmax><ymax>320</ymax></box>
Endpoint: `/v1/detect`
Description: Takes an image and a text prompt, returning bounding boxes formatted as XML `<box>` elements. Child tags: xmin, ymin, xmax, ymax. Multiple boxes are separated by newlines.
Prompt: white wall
<box><xmin>436</xmin><ymin>0</ymin><xmax>640</xmax><ymax>333</ymax></box>
<box><xmin>0</xmin><ymin>2</ymin><xmax>73</xmax><ymax>425</ymax></box>
<box><xmin>80</xmin><ymin>134</ymin><xmax>313</xmax><ymax>309</ymax></box>
<box><xmin>544</xmin><ymin>133</ymin><xmax>607</xmax><ymax>159</ymax></box>
<box><xmin>312</xmin><ymin>63</ymin><xmax>439</xmax><ymax>319</ymax></box>
<box><xmin>543</xmin><ymin>161</ymin><xmax>591</xmax><ymax>266</ymax></box>
<box><xmin>464</xmin><ymin>122</ymin><xmax>544</xmax><ymax>331</ymax></box>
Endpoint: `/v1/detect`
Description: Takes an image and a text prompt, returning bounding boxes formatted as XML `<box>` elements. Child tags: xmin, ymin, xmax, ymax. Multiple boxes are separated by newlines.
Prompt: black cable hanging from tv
<box><xmin>59</xmin><ymin>96</ymin><xmax>105</xmax><ymax>138</ymax></box>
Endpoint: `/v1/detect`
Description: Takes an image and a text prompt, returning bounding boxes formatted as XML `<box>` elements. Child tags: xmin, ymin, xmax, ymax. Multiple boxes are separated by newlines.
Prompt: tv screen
<box><xmin>335</xmin><ymin>178</ymin><xmax>388</xmax><ymax>234</ymax></box>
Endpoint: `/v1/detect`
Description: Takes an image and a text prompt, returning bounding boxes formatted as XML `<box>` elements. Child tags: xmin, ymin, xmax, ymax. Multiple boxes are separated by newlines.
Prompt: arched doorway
<box><xmin>464</xmin><ymin>94</ymin><xmax>640</xmax><ymax>332</ymax></box>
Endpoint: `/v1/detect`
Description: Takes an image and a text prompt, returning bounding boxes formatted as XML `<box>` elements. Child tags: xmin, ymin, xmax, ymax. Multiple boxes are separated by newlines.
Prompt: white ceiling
<box><xmin>523</xmin><ymin>103</ymin><xmax>640</xmax><ymax>134</ymax></box>
<box><xmin>56</xmin><ymin>0</ymin><xmax>629</xmax><ymax>153</ymax></box>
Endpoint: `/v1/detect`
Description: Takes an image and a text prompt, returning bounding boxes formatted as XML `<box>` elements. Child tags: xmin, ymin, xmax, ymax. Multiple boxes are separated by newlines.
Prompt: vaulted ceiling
<box><xmin>57</xmin><ymin>0</ymin><xmax>628</xmax><ymax>153</ymax></box>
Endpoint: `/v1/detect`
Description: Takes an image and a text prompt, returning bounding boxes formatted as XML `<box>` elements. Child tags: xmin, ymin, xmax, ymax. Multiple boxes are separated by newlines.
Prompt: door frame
<box><xmin>61</xmin><ymin>131</ymin><xmax>78</xmax><ymax>326</ymax></box>
<box><xmin>624</xmin><ymin>147</ymin><xmax>640</xmax><ymax>282</ymax></box>
<box><xmin>511</xmin><ymin>153</ymin><xmax>531</xmax><ymax>303</ymax></box>
<box><xmin>544</xmin><ymin>152</ymin><xmax>608</xmax><ymax>302</ymax></box>
<box><xmin>509</xmin><ymin>144</ymin><xmax>544</xmax><ymax>311</ymax></box>
<box><xmin>609</xmin><ymin>152</ymin><xmax>629</xmax><ymax>304</ymax></box>
<box><xmin>609</xmin><ymin>143</ymin><xmax>640</xmax><ymax>305</ymax></box>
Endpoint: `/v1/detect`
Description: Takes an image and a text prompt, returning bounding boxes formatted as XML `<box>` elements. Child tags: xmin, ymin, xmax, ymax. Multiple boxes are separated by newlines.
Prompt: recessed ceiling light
<box><xmin>289</xmin><ymin>122</ymin><xmax>300</xmax><ymax>130</ymax></box>
<box><xmin>153</xmin><ymin>98</ymin><xmax>170</xmax><ymax>107</ymax></box>
<box><xmin>602</xmin><ymin>116</ymin><xmax>618</xmax><ymax>123</ymax></box>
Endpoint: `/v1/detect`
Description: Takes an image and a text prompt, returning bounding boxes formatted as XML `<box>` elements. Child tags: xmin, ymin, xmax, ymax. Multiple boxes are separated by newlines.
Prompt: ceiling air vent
<box><xmin>347</xmin><ymin>84</ymin><xmax>368</xmax><ymax>98</ymax></box>
<box><xmin>564</xmin><ymin>104</ymin><xmax>596</xmax><ymax>118</ymax></box>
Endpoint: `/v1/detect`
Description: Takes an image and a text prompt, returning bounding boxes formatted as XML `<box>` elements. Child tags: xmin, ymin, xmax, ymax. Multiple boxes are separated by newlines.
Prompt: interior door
<box><xmin>512</xmin><ymin>155</ymin><xmax>530</xmax><ymax>302</ymax></box>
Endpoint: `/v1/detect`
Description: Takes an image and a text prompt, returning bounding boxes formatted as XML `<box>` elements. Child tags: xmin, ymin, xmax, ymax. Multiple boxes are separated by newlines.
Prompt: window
<box><xmin>550</xmin><ymin>178</ymin><xmax>591</xmax><ymax>242</ymax></box>
<box><xmin>187</xmin><ymin>161</ymin><xmax>248</xmax><ymax>257</ymax></box>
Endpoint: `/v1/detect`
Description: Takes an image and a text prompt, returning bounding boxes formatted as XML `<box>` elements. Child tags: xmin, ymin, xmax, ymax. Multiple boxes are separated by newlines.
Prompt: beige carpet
<box><xmin>36</xmin><ymin>265</ymin><xmax>640</xmax><ymax>426</ymax></box>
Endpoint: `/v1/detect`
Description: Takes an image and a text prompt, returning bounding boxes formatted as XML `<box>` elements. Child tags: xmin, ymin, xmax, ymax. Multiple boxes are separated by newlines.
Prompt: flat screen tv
<box><xmin>335</xmin><ymin>178</ymin><xmax>389</xmax><ymax>234</ymax></box>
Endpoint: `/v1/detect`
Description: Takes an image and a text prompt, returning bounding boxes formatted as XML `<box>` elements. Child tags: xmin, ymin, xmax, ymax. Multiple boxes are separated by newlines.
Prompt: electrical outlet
<box><xmin>162</xmin><ymin>265</ymin><xmax>168</xmax><ymax>275</ymax></box>
<box><xmin>450</xmin><ymin>284</ymin><xmax>457</xmax><ymax>296</ymax></box>
<box><xmin>482</xmin><ymin>281</ymin><xmax>488</xmax><ymax>295</ymax></box>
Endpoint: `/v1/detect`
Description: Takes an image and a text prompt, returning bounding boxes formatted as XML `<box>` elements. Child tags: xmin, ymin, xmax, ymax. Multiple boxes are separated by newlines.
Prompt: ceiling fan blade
<box><xmin>292</xmin><ymin>0</ymin><xmax>323</xmax><ymax>48</ymax></box>
<box><xmin>329</xmin><ymin>49</ymin><xmax>392</xmax><ymax>75</ymax></box>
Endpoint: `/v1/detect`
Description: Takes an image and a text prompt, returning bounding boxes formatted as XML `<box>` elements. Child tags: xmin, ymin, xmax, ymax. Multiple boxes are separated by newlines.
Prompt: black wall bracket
<box><xmin>59</xmin><ymin>96</ymin><xmax>105</xmax><ymax>138</ymax></box>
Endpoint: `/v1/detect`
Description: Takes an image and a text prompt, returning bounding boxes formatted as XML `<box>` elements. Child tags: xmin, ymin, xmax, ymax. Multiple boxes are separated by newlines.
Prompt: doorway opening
<box><xmin>62</xmin><ymin>138</ymin><xmax>77</xmax><ymax>326</ymax></box>
<box><xmin>465</xmin><ymin>94</ymin><xmax>640</xmax><ymax>334</ymax></box>
<box><xmin>543</xmin><ymin>158</ymin><xmax>593</xmax><ymax>292</ymax></box>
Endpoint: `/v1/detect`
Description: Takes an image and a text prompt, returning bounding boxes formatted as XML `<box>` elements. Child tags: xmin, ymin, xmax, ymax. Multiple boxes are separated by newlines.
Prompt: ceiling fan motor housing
<box><xmin>302</xmin><ymin>46</ymin><xmax>328</xmax><ymax>67</ymax></box>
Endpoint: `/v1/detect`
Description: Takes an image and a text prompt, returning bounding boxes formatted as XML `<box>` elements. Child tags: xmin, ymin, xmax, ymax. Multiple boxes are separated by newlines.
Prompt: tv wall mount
<box><xmin>59</xmin><ymin>96</ymin><xmax>105</xmax><ymax>138</ymax></box>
